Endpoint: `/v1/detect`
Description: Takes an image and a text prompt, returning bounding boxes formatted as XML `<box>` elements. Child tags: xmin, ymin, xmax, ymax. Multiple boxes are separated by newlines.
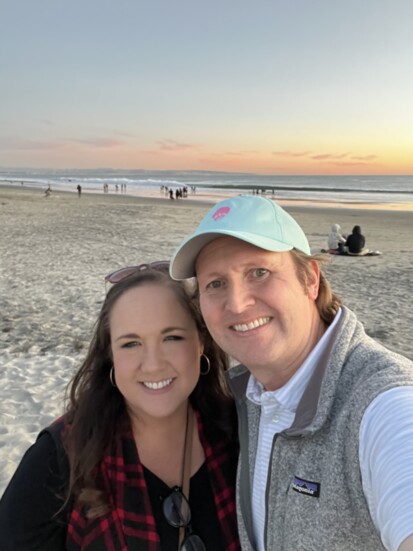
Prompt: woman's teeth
<box><xmin>142</xmin><ymin>379</ymin><xmax>173</xmax><ymax>390</ymax></box>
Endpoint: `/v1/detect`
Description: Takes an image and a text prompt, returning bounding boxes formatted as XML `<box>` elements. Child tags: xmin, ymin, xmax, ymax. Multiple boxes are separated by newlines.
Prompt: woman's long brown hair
<box><xmin>63</xmin><ymin>269</ymin><xmax>236</xmax><ymax>516</ymax></box>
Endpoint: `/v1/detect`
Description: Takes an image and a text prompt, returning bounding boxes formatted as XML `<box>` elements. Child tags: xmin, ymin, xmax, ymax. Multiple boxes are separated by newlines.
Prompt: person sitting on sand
<box><xmin>0</xmin><ymin>264</ymin><xmax>239</xmax><ymax>551</ymax></box>
<box><xmin>327</xmin><ymin>223</ymin><xmax>346</xmax><ymax>254</ymax></box>
<box><xmin>346</xmin><ymin>225</ymin><xmax>367</xmax><ymax>254</ymax></box>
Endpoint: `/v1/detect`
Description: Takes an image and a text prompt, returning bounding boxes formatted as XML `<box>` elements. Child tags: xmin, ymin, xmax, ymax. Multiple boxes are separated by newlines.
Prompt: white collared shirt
<box><xmin>247</xmin><ymin>309</ymin><xmax>413</xmax><ymax>551</ymax></box>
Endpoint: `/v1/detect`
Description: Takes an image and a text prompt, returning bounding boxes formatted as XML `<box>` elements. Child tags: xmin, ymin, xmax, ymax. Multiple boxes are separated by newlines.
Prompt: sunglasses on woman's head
<box><xmin>104</xmin><ymin>261</ymin><xmax>170</xmax><ymax>284</ymax></box>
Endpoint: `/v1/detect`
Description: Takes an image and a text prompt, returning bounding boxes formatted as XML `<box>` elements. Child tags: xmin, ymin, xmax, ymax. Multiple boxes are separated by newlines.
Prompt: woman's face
<box><xmin>109</xmin><ymin>283</ymin><xmax>203</xmax><ymax>423</ymax></box>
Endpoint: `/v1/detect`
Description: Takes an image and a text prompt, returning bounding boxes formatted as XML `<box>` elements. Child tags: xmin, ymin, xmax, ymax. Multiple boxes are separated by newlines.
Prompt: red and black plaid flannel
<box><xmin>58</xmin><ymin>411</ymin><xmax>240</xmax><ymax>550</ymax></box>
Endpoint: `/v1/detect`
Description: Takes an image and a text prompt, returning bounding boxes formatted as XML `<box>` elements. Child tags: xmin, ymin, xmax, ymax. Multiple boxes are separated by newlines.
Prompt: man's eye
<box><xmin>253</xmin><ymin>268</ymin><xmax>268</xmax><ymax>278</ymax></box>
<box><xmin>206</xmin><ymin>280</ymin><xmax>222</xmax><ymax>290</ymax></box>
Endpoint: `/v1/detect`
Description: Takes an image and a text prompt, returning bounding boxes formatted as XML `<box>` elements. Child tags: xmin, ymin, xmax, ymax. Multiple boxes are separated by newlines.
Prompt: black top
<box><xmin>143</xmin><ymin>465</ymin><xmax>225</xmax><ymax>550</ymax></box>
<box><xmin>0</xmin><ymin>432</ymin><xmax>68</xmax><ymax>551</ymax></box>
<box><xmin>346</xmin><ymin>227</ymin><xmax>366</xmax><ymax>253</ymax></box>
<box><xmin>0</xmin><ymin>432</ymin><xmax>226</xmax><ymax>550</ymax></box>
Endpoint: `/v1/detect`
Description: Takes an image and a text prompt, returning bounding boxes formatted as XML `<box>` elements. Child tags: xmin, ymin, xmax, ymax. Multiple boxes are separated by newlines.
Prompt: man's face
<box><xmin>196</xmin><ymin>236</ymin><xmax>324</xmax><ymax>390</ymax></box>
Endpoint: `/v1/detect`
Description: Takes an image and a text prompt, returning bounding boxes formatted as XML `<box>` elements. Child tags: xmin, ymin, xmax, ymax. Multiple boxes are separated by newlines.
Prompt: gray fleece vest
<box><xmin>227</xmin><ymin>306</ymin><xmax>413</xmax><ymax>551</ymax></box>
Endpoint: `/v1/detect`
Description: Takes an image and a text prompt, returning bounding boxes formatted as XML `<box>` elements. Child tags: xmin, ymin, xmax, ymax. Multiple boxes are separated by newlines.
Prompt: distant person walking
<box><xmin>77</xmin><ymin>184</ymin><xmax>82</xmax><ymax>197</ymax></box>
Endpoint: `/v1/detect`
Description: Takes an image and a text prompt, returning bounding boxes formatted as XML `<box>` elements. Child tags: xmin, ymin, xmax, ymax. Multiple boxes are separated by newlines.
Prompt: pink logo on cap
<box><xmin>212</xmin><ymin>206</ymin><xmax>230</xmax><ymax>221</ymax></box>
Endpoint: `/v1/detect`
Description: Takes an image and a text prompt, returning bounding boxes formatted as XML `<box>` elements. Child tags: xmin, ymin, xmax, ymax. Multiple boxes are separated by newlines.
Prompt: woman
<box><xmin>0</xmin><ymin>263</ymin><xmax>240</xmax><ymax>551</ymax></box>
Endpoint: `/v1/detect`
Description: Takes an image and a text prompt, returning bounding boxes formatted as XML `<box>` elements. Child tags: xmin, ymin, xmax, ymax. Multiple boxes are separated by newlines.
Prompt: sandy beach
<box><xmin>1</xmin><ymin>185</ymin><xmax>412</xmax><ymax>495</ymax></box>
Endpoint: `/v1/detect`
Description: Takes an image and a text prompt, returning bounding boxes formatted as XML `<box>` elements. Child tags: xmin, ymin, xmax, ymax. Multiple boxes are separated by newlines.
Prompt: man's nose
<box><xmin>225</xmin><ymin>281</ymin><xmax>254</xmax><ymax>313</ymax></box>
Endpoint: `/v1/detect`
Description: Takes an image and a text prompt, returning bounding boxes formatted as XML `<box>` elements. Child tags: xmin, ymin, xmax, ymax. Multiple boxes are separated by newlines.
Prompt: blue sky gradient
<box><xmin>1</xmin><ymin>0</ymin><xmax>413</xmax><ymax>174</ymax></box>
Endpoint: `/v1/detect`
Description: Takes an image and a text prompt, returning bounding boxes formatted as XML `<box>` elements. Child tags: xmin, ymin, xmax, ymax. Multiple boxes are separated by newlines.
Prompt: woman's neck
<box><xmin>130</xmin><ymin>404</ymin><xmax>205</xmax><ymax>487</ymax></box>
<box><xmin>130</xmin><ymin>402</ymin><xmax>189</xmax><ymax>440</ymax></box>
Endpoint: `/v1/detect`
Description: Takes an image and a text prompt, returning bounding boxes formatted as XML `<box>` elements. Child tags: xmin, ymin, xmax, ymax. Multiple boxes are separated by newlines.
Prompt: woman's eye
<box><xmin>164</xmin><ymin>335</ymin><xmax>184</xmax><ymax>342</ymax></box>
<box><xmin>121</xmin><ymin>341</ymin><xmax>139</xmax><ymax>348</ymax></box>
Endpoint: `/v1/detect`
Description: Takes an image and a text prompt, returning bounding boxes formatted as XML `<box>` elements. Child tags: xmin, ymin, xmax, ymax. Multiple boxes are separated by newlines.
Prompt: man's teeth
<box><xmin>233</xmin><ymin>317</ymin><xmax>270</xmax><ymax>332</ymax></box>
<box><xmin>143</xmin><ymin>379</ymin><xmax>173</xmax><ymax>390</ymax></box>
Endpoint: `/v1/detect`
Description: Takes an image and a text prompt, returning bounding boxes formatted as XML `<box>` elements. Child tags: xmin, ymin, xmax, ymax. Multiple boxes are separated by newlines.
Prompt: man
<box><xmin>170</xmin><ymin>195</ymin><xmax>413</xmax><ymax>551</ymax></box>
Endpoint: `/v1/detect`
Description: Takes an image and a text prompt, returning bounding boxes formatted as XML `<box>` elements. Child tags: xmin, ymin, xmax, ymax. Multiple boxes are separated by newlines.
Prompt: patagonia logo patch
<box><xmin>292</xmin><ymin>476</ymin><xmax>320</xmax><ymax>498</ymax></box>
<box><xmin>212</xmin><ymin>206</ymin><xmax>230</xmax><ymax>221</ymax></box>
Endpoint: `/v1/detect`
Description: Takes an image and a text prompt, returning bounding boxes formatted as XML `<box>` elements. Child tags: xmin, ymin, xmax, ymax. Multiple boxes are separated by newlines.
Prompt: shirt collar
<box><xmin>246</xmin><ymin>308</ymin><xmax>342</xmax><ymax>411</ymax></box>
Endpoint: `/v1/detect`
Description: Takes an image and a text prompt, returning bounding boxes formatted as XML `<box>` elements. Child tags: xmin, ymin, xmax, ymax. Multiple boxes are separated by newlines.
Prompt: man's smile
<box><xmin>231</xmin><ymin>317</ymin><xmax>271</xmax><ymax>333</ymax></box>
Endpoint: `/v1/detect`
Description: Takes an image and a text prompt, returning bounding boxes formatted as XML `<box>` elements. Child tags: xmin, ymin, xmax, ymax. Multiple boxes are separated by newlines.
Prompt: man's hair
<box><xmin>290</xmin><ymin>250</ymin><xmax>342</xmax><ymax>325</ymax></box>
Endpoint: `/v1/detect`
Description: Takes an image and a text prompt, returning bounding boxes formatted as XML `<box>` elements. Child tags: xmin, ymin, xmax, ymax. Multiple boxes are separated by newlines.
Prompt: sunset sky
<box><xmin>1</xmin><ymin>0</ymin><xmax>413</xmax><ymax>175</ymax></box>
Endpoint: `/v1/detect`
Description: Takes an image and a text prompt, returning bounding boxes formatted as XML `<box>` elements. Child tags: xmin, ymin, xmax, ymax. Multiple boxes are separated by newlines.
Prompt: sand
<box><xmin>1</xmin><ymin>185</ymin><xmax>412</xmax><ymax>495</ymax></box>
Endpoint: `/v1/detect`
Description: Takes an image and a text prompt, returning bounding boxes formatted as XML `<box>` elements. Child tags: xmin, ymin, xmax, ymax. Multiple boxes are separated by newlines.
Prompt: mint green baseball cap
<box><xmin>170</xmin><ymin>195</ymin><xmax>311</xmax><ymax>279</ymax></box>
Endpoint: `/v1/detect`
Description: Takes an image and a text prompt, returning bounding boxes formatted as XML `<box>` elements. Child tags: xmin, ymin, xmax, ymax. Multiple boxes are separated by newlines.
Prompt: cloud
<box><xmin>156</xmin><ymin>140</ymin><xmax>199</xmax><ymax>152</ymax></box>
<box><xmin>328</xmin><ymin>160</ymin><xmax>380</xmax><ymax>167</ymax></box>
<box><xmin>312</xmin><ymin>153</ymin><xmax>377</xmax><ymax>164</ymax></box>
<box><xmin>71</xmin><ymin>138</ymin><xmax>125</xmax><ymax>148</ymax></box>
<box><xmin>90</xmin><ymin>126</ymin><xmax>137</xmax><ymax>138</ymax></box>
<box><xmin>331</xmin><ymin>153</ymin><xmax>350</xmax><ymax>159</ymax></box>
<box><xmin>225</xmin><ymin>150</ymin><xmax>259</xmax><ymax>156</ymax></box>
<box><xmin>311</xmin><ymin>152</ymin><xmax>353</xmax><ymax>161</ymax></box>
<box><xmin>0</xmin><ymin>137</ymin><xmax>64</xmax><ymax>151</ymax></box>
<box><xmin>270</xmin><ymin>150</ymin><xmax>377</xmax><ymax>164</ymax></box>
<box><xmin>272</xmin><ymin>150</ymin><xmax>311</xmax><ymax>158</ymax></box>
<box><xmin>0</xmin><ymin>136</ymin><xmax>129</xmax><ymax>151</ymax></box>
<box><xmin>350</xmin><ymin>154</ymin><xmax>377</xmax><ymax>161</ymax></box>
<box><xmin>310</xmin><ymin>153</ymin><xmax>333</xmax><ymax>160</ymax></box>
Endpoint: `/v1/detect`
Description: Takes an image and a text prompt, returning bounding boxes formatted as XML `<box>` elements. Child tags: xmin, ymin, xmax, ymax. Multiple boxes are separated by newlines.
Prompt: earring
<box><xmin>109</xmin><ymin>366</ymin><xmax>117</xmax><ymax>387</ymax></box>
<box><xmin>200</xmin><ymin>354</ymin><xmax>211</xmax><ymax>375</ymax></box>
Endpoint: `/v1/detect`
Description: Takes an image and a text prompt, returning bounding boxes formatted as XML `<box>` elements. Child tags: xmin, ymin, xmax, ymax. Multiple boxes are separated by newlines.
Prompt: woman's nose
<box><xmin>139</xmin><ymin>348</ymin><xmax>164</xmax><ymax>372</ymax></box>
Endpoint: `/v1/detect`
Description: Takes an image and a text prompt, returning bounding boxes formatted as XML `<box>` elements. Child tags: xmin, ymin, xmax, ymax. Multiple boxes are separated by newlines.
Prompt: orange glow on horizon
<box><xmin>2</xmin><ymin>140</ymin><xmax>413</xmax><ymax>176</ymax></box>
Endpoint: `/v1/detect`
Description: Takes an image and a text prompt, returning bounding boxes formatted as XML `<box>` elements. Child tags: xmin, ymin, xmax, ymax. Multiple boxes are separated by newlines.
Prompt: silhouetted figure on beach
<box><xmin>77</xmin><ymin>184</ymin><xmax>82</xmax><ymax>197</ymax></box>
<box><xmin>346</xmin><ymin>225</ymin><xmax>366</xmax><ymax>254</ymax></box>
<box><xmin>44</xmin><ymin>185</ymin><xmax>52</xmax><ymax>198</ymax></box>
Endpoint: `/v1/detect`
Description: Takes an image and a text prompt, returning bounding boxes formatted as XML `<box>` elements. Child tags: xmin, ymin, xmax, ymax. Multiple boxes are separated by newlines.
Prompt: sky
<box><xmin>1</xmin><ymin>0</ymin><xmax>413</xmax><ymax>175</ymax></box>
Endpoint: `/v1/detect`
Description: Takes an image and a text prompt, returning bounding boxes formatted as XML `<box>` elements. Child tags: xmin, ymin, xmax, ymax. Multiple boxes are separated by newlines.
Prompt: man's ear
<box><xmin>307</xmin><ymin>260</ymin><xmax>321</xmax><ymax>301</ymax></box>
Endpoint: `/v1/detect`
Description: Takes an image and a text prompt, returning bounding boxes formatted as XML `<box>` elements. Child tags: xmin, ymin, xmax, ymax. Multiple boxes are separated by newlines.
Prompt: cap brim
<box><xmin>170</xmin><ymin>230</ymin><xmax>293</xmax><ymax>279</ymax></box>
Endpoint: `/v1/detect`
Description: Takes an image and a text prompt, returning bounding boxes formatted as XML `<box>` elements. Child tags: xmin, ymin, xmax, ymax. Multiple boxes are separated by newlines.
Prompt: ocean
<box><xmin>1</xmin><ymin>169</ymin><xmax>413</xmax><ymax>206</ymax></box>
